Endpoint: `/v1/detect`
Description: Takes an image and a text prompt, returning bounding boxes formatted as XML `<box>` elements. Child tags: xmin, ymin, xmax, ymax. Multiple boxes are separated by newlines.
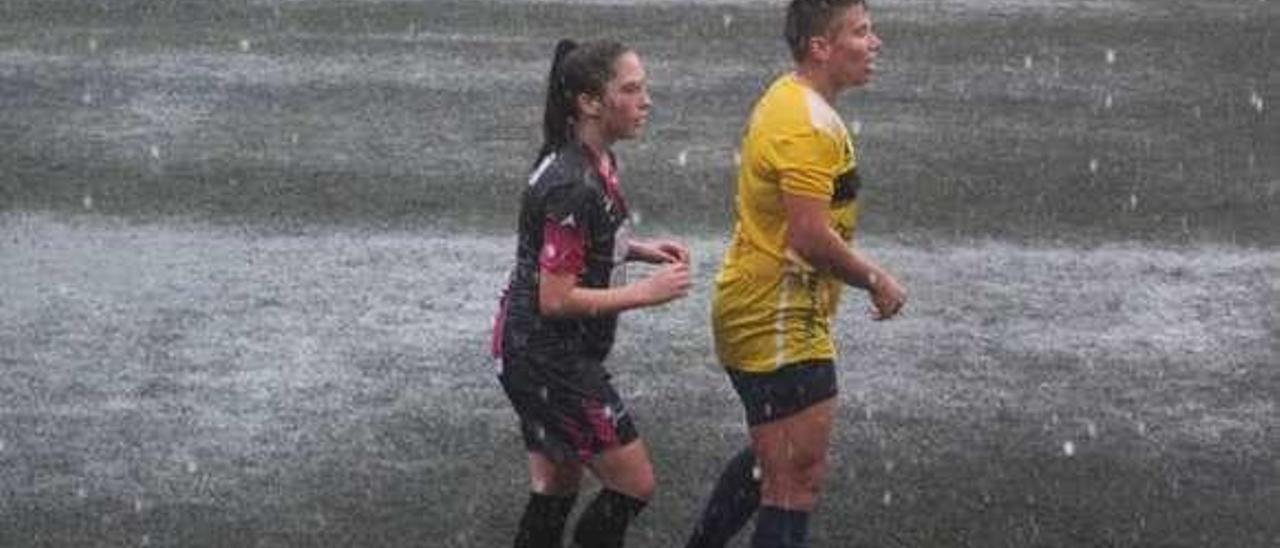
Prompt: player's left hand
<box><xmin>651</xmin><ymin>239</ymin><xmax>690</xmax><ymax>264</ymax></box>
<box><xmin>632</xmin><ymin>239</ymin><xmax>690</xmax><ymax>264</ymax></box>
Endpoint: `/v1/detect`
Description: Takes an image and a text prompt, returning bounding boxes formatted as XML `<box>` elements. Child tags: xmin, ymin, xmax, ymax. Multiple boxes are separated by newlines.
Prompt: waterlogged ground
<box><xmin>1</xmin><ymin>213</ymin><xmax>1276</xmax><ymax>547</ymax></box>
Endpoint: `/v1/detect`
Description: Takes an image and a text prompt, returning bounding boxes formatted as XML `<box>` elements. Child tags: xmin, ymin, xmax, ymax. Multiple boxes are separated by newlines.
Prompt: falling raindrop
<box><xmin>1105</xmin><ymin>49</ymin><xmax>1116</xmax><ymax>65</ymax></box>
<box><xmin>1136</xmin><ymin>421</ymin><xmax>1147</xmax><ymax>436</ymax></box>
<box><xmin>1129</xmin><ymin>194</ymin><xmax>1138</xmax><ymax>211</ymax></box>
<box><xmin>81</xmin><ymin>90</ymin><xmax>93</xmax><ymax>105</ymax></box>
<box><xmin>732</xmin><ymin>150</ymin><xmax>742</xmax><ymax>166</ymax></box>
<box><xmin>677</xmin><ymin>150</ymin><xmax>688</xmax><ymax>167</ymax></box>
<box><xmin>1062</xmin><ymin>441</ymin><xmax>1076</xmax><ymax>457</ymax></box>
<box><xmin>82</xmin><ymin>193</ymin><xmax>94</xmax><ymax>210</ymax></box>
<box><xmin>141</xmin><ymin>534</ymin><xmax>151</xmax><ymax>547</ymax></box>
<box><xmin>76</xmin><ymin>487</ymin><xmax>88</xmax><ymax>499</ymax></box>
<box><xmin>149</xmin><ymin>145</ymin><xmax>161</xmax><ymax>160</ymax></box>
<box><xmin>185</xmin><ymin>458</ymin><xmax>198</xmax><ymax>474</ymax></box>
<box><xmin>239</xmin><ymin>39</ymin><xmax>252</xmax><ymax>53</ymax></box>
<box><xmin>0</xmin><ymin>438</ymin><xmax>5</xmax><ymax>452</ymax></box>
<box><xmin>883</xmin><ymin>460</ymin><xmax>895</xmax><ymax>473</ymax></box>
<box><xmin>723</xmin><ymin>13</ymin><xmax>734</xmax><ymax>31</ymax></box>
<box><xmin>1249</xmin><ymin>90</ymin><xmax>1264</xmax><ymax>113</ymax></box>
<box><xmin>1086</xmin><ymin>421</ymin><xmax>1098</xmax><ymax>439</ymax></box>
<box><xmin>133</xmin><ymin>498</ymin><xmax>145</xmax><ymax>513</ymax></box>
<box><xmin>1104</xmin><ymin>93</ymin><xmax>1113</xmax><ymax>109</ymax></box>
<box><xmin>1023</xmin><ymin>55</ymin><xmax>1033</xmax><ymax>69</ymax></box>
<box><xmin>882</xmin><ymin>491</ymin><xmax>893</xmax><ymax>506</ymax></box>
<box><xmin>849</xmin><ymin>119</ymin><xmax>862</xmax><ymax>136</ymax></box>
<box><xmin>1089</xmin><ymin>158</ymin><xmax>1099</xmax><ymax>174</ymax></box>
<box><xmin>88</xmin><ymin>37</ymin><xmax>98</xmax><ymax>52</ymax></box>
<box><xmin>751</xmin><ymin>465</ymin><xmax>762</xmax><ymax>481</ymax></box>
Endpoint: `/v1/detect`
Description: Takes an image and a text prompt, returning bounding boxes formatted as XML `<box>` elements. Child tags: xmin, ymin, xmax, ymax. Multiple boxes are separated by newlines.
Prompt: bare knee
<box><xmin>591</xmin><ymin>441</ymin><xmax>657</xmax><ymax>501</ymax></box>
<box><xmin>608</xmin><ymin>459</ymin><xmax>656</xmax><ymax>501</ymax></box>
<box><xmin>790</xmin><ymin>453</ymin><xmax>829</xmax><ymax>495</ymax></box>
<box><xmin>768</xmin><ymin>453</ymin><xmax>827</xmax><ymax>501</ymax></box>
<box><xmin>756</xmin><ymin>436</ymin><xmax>831</xmax><ymax>510</ymax></box>
<box><xmin>630</xmin><ymin>469</ymin><xmax>657</xmax><ymax>501</ymax></box>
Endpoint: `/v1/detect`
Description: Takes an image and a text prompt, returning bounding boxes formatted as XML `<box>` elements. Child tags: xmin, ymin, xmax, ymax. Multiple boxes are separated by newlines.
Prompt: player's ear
<box><xmin>807</xmin><ymin>34</ymin><xmax>832</xmax><ymax>63</ymax></box>
<box><xmin>576</xmin><ymin>92</ymin><xmax>604</xmax><ymax>119</ymax></box>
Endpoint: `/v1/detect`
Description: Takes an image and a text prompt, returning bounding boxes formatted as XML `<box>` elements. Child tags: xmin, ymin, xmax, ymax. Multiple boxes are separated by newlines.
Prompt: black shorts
<box><xmin>728</xmin><ymin>359</ymin><xmax>838</xmax><ymax>426</ymax></box>
<box><xmin>499</xmin><ymin>355</ymin><xmax>639</xmax><ymax>463</ymax></box>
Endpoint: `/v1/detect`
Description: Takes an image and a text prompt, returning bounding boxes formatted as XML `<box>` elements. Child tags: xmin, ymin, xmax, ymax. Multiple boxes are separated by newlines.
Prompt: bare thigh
<box><xmin>749</xmin><ymin>397</ymin><xmax>837</xmax><ymax>511</ymax></box>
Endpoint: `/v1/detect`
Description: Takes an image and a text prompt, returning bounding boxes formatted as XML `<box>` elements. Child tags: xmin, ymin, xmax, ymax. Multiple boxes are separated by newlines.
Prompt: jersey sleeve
<box><xmin>764</xmin><ymin>129</ymin><xmax>841</xmax><ymax>201</ymax></box>
<box><xmin>538</xmin><ymin>184</ymin><xmax>597</xmax><ymax>275</ymax></box>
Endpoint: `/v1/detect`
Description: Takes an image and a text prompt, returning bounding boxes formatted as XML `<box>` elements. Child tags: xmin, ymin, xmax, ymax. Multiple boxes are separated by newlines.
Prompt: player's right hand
<box><xmin>870</xmin><ymin>271</ymin><xmax>906</xmax><ymax>320</ymax></box>
<box><xmin>641</xmin><ymin>262</ymin><xmax>692</xmax><ymax>305</ymax></box>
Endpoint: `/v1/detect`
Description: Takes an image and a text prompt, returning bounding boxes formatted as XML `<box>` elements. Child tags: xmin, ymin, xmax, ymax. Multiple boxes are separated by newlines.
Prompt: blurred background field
<box><xmin>1</xmin><ymin>0</ymin><xmax>1274</xmax><ymax>243</ymax></box>
<box><xmin>1</xmin><ymin>0</ymin><xmax>1277</xmax><ymax>547</ymax></box>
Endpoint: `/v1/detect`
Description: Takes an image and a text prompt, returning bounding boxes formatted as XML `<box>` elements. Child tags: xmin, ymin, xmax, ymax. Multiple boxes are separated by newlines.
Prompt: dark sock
<box><xmin>570</xmin><ymin>488</ymin><xmax>648</xmax><ymax>548</ymax></box>
<box><xmin>685</xmin><ymin>447</ymin><xmax>761</xmax><ymax>548</ymax></box>
<box><xmin>751</xmin><ymin>506</ymin><xmax>810</xmax><ymax>548</ymax></box>
<box><xmin>514</xmin><ymin>491</ymin><xmax>578</xmax><ymax>548</ymax></box>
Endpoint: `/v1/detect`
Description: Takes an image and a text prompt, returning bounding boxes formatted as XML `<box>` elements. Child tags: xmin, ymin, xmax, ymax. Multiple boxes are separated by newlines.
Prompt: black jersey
<box><xmin>494</xmin><ymin>141</ymin><xmax>630</xmax><ymax>365</ymax></box>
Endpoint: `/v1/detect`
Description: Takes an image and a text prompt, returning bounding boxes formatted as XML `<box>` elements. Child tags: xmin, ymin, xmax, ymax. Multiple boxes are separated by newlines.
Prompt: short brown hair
<box><xmin>784</xmin><ymin>0</ymin><xmax>866</xmax><ymax>62</ymax></box>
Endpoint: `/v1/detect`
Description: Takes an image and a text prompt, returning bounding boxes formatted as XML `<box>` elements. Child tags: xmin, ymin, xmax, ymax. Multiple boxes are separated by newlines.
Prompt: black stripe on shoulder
<box><xmin>832</xmin><ymin>168</ymin><xmax>860</xmax><ymax>203</ymax></box>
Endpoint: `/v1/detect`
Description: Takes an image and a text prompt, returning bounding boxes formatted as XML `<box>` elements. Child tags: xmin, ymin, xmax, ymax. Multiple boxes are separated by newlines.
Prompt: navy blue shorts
<box><xmin>499</xmin><ymin>355</ymin><xmax>639</xmax><ymax>463</ymax></box>
<box><xmin>727</xmin><ymin>360</ymin><xmax>838</xmax><ymax>426</ymax></box>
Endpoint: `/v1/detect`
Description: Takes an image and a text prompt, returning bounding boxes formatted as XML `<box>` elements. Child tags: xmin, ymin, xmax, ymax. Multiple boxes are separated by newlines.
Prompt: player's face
<box><xmin>823</xmin><ymin>5</ymin><xmax>881</xmax><ymax>89</ymax></box>
<box><xmin>599</xmin><ymin>51</ymin><xmax>651</xmax><ymax>141</ymax></box>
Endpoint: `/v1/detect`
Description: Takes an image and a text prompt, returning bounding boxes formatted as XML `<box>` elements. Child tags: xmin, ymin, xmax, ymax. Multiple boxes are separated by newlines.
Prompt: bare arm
<box><xmin>538</xmin><ymin>262</ymin><xmax>691</xmax><ymax>318</ymax></box>
<box><xmin>783</xmin><ymin>193</ymin><xmax>906</xmax><ymax>319</ymax></box>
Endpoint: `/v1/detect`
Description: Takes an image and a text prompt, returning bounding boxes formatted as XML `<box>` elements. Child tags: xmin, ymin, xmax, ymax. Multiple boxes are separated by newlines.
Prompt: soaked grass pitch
<box><xmin>1</xmin><ymin>214</ymin><xmax>1276</xmax><ymax>547</ymax></box>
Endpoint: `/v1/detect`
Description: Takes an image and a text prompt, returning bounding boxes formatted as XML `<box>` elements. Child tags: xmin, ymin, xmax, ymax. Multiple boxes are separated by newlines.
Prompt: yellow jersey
<box><xmin>712</xmin><ymin>73</ymin><xmax>861</xmax><ymax>373</ymax></box>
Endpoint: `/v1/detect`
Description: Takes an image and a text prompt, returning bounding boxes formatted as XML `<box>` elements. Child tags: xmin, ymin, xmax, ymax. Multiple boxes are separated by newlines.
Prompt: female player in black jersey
<box><xmin>492</xmin><ymin>39</ymin><xmax>693</xmax><ymax>548</ymax></box>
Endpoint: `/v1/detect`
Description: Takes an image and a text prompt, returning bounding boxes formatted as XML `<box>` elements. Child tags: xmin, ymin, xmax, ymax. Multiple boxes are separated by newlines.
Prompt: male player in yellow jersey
<box><xmin>684</xmin><ymin>1</ymin><xmax>906</xmax><ymax>547</ymax></box>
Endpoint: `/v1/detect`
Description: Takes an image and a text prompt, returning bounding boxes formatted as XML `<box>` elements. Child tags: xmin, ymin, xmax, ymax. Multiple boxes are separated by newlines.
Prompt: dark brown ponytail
<box><xmin>535</xmin><ymin>39</ymin><xmax>629</xmax><ymax>165</ymax></box>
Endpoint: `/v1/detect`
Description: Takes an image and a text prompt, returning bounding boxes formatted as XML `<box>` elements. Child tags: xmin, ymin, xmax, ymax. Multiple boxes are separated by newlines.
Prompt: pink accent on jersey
<box><xmin>539</xmin><ymin>218</ymin><xmax>587</xmax><ymax>275</ymax></box>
